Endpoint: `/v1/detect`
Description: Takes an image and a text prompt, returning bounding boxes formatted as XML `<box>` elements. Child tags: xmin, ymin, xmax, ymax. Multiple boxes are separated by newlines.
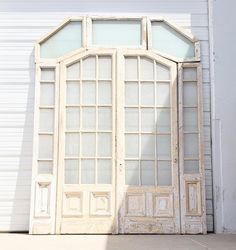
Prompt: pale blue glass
<box><xmin>92</xmin><ymin>20</ymin><xmax>141</xmax><ymax>46</ymax></box>
<box><xmin>41</xmin><ymin>21</ymin><xmax>82</xmax><ymax>59</ymax></box>
<box><xmin>151</xmin><ymin>21</ymin><xmax>195</xmax><ymax>59</ymax></box>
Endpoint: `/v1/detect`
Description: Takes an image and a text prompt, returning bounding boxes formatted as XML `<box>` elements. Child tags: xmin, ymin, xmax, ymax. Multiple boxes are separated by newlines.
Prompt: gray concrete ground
<box><xmin>0</xmin><ymin>234</ymin><xmax>236</xmax><ymax>250</ymax></box>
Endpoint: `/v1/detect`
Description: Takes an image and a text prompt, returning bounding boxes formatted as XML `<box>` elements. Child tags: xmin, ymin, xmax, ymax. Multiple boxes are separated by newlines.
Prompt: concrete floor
<box><xmin>0</xmin><ymin>234</ymin><xmax>236</xmax><ymax>250</ymax></box>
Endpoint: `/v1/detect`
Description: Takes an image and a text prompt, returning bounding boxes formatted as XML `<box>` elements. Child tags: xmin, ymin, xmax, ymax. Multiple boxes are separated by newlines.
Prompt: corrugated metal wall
<box><xmin>0</xmin><ymin>0</ymin><xmax>213</xmax><ymax>232</ymax></box>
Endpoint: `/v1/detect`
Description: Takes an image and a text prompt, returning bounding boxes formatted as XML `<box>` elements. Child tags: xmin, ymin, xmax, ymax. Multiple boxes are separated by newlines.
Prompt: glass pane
<box><xmin>82</xmin><ymin>57</ymin><xmax>96</xmax><ymax>79</ymax></box>
<box><xmin>152</xmin><ymin>21</ymin><xmax>195</xmax><ymax>59</ymax></box>
<box><xmin>38</xmin><ymin>161</ymin><xmax>53</xmax><ymax>174</ymax></box>
<box><xmin>82</xmin><ymin>107</ymin><xmax>96</xmax><ymax>130</ymax></box>
<box><xmin>67</xmin><ymin>62</ymin><xmax>80</xmax><ymax>79</ymax></box>
<box><xmin>66</xmin><ymin>82</ymin><xmax>80</xmax><ymax>105</ymax></box>
<box><xmin>125</xmin><ymin>57</ymin><xmax>138</xmax><ymax>80</ymax></box>
<box><xmin>141</xmin><ymin>161</ymin><xmax>155</xmax><ymax>185</ymax></box>
<box><xmin>40</xmin><ymin>83</ymin><xmax>54</xmax><ymax>106</ymax></box>
<box><xmin>98</xmin><ymin>107</ymin><xmax>112</xmax><ymax>130</ymax></box>
<box><xmin>125</xmin><ymin>161</ymin><xmax>139</xmax><ymax>185</ymax></box>
<box><xmin>97</xmin><ymin>133</ymin><xmax>112</xmax><ymax>157</ymax></box>
<box><xmin>183</xmin><ymin>68</ymin><xmax>197</xmax><ymax>81</ymax></box>
<box><xmin>98</xmin><ymin>56</ymin><xmax>112</xmax><ymax>79</ymax></box>
<box><xmin>157</xmin><ymin>161</ymin><xmax>172</xmax><ymax>186</ymax></box>
<box><xmin>125</xmin><ymin>108</ymin><xmax>139</xmax><ymax>132</ymax></box>
<box><xmin>65</xmin><ymin>133</ymin><xmax>79</xmax><ymax>157</ymax></box>
<box><xmin>41</xmin><ymin>21</ymin><xmax>82</xmax><ymax>59</ymax></box>
<box><xmin>81</xmin><ymin>160</ymin><xmax>95</xmax><ymax>184</ymax></box>
<box><xmin>141</xmin><ymin>135</ymin><xmax>155</xmax><ymax>158</ymax></box>
<box><xmin>156</xmin><ymin>83</ymin><xmax>170</xmax><ymax>106</ymax></box>
<box><xmin>66</xmin><ymin>107</ymin><xmax>80</xmax><ymax>130</ymax></box>
<box><xmin>98</xmin><ymin>82</ymin><xmax>112</xmax><ymax>105</ymax></box>
<box><xmin>38</xmin><ymin>135</ymin><xmax>53</xmax><ymax>159</ymax></box>
<box><xmin>97</xmin><ymin>159</ymin><xmax>112</xmax><ymax>184</ymax></box>
<box><xmin>82</xmin><ymin>82</ymin><xmax>96</xmax><ymax>105</ymax></box>
<box><xmin>39</xmin><ymin>109</ymin><xmax>54</xmax><ymax>132</ymax></box>
<box><xmin>140</xmin><ymin>57</ymin><xmax>154</xmax><ymax>80</ymax></box>
<box><xmin>157</xmin><ymin>135</ymin><xmax>171</xmax><ymax>159</ymax></box>
<box><xmin>92</xmin><ymin>20</ymin><xmax>141</xmax><ymax>46</ymax></box>
<box><xmin>156</xmin><ymin>64</ymin><xmax>170</xmax><ymax>80</ymax></box>
<box><xmin>64</xmin><ymin>160</ymin><xmax>79</xmax><ymax>184</ymax></box>
<box><xmin>141</xmin><ymin>108</ymin><xmax>155</xmax><ymax>132</ymax></box>
<box><xmin>183</xmin><ymin>108</ymin><xmax>198</xmax><ymax>131</ymax></box>
<box><xmin>125</xmin><ymin>82</ymin><xmax>138</xmax><ymax>105</ymax></box>
<box><xmin>156</xmin><ymin>109</ymin><xmax>170</xmax><ymax>133</ymax></box>
<box><xmin>41</xmin><ymin>68</ymin><xmax>55</xmax><ymax>81</ymax></box>
<box><xmin>184</xmin><ymin>133</ymin><xmax>199</xmax><ymax>158</ymax></box>
<box><xmin>141</xmin><ymin>83</ymin><xmax>154</xmax><ymax>105</ymax></box>
<box><xmin>184</xmin><ymin>160</ymin><xmax>199</xmax><ymax>174</ymax></box>
<box><xmin>183</xmin><ymin>82</ymin><xmax>197</xmax><ymax>106</ymax></box>
<box><xmin>81</xmin><ymin>133</ymin><xmax>95</xmax><ymax>156</ymax></box>
<box><xmin>125</xmin><ymin>134</ymin><xmax>139</xmax><ymax>158</ymax></box>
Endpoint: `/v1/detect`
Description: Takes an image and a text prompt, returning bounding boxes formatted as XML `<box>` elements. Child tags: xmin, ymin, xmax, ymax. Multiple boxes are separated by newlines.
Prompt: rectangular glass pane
<box><xmin>41</xmin><ymin>68</ymin><xmax>55</xmax><ymax>81</ymax></box>
<box><xmin>39</xmin><ymin>109</ymin><xmax>54</xmax><ymax>132</ymax></box>
<box><xmin>98</xmin><ymin>56</ymin><xmax>112</xmax><ymax>79</ymax></box>
<box><xmin>98</xmin><ymin>81</ymin><xmax>112</xmax><ymax>105</ymax></box>
<box><xmin>183</xmin><ymin>82</ymin><xmax>198</xmax><ymax>106</ymax></box>
<box><xmin>184</xmin><ymin>160</ymin><xmax>199</xmax><ymax>174</ymax></box>
<box><xmin>66</xmin><ymin>82</ymin><xmax>80</xmax><ymax>105</ymax></box>
<box><xmin>97</xmin><ymin>133</ymin><xmax>112</xmax><ymax>157</ymax></box>
<box><xmin>67</xmin><ymin>62</ymin><xmax>80</xmax><ymax>79</ymax></box>
<box><xmin>140</xmin><ymin>57</ymin><xmax>154</xmax><ymax>80</ymax></box>
<box><xmin>141</xmin><ymin>83</ymin><xmax>154</xmax><ymax>105</ymax></box>
<box><xmin>183</xmin><ymin>68</ymin><xmax>197</xmax><ymax>81</ymax></box>
<box><xmin>125</xmin><ymin>134</ymin><xmax>139</xmax><ymax>158</ymax></box>
<box><xmin>66</xmin><ymin>107</ymin><xmax>80</xmax><ymax>130</ymax></box>
<box><xmin>65</xmin><ymin>133</ymin><xmax>79</xmax><ymax>157</ymax></box>
<box><xmin>141</xmin><ymin>135</ymin><xmax>155</xmax><ymax>158</ymax></box>
<box><xmin>157</xmin><ymin>135</ymin><xmax>171</xmax><ymax>159</ymax></box>
<box><xmin>64</xmin><ymin>160</ymin><xmax>79</xmax><ymax>184</ymax></box>
<box><xmin>81</xmin><ymin>160</ymin><xmax>95</xmax><ymax>184</ymax></box>
<box><xmin>125</xmin><ymin>160</ymin><xmax>139</xmax><ymax>185</ymax></box>
<box><xmin>92</xmin><ymin>20</ymin><xmax>141</xmax><ymax>46</ymax></box>
<box><xmin>156</xmin><ymin>108</ymin><xmax>170</xmax><ymax>133</ymax></box>
<box><xmin>125</xmin><ymin>82</ymin><xmax>138</xmax><ymax>105</ymax></box>
<box><xmin>40</xmin><ymin>83</ymin><xmax>54</xmax><ymax>106</ymax></box>
<box><xmin>141</xmin><ymin>161</ymin><xmax>155</xmax><ymax>185</ymax></box>
<box><xmin>184</xmin><ymin>133</ymin><xmax>199</xmax><ymax>158</ymax></box>
<box><xmin>157</xmin><ymin>161</ymin><xmax>172</xmax><ymax>186</ymax></box>
<box><xmin>141</xmin><ymin>108</ymin><xmax>155</xmax><ymax>132</ymax></box>
<box><xmin>125</xmin><ymin>57</ymin><xmax>138</xmax><ymax>80</ymax></box>
<box><xmin>38</xmin><ymin>135</ymin><xmax>53</xmax><ymax>159</ymax></box>
<box><xmin>81</xmin><ymin>133</ymin><xmax>95</xmax><ymax>157</ymax></box>
<box><xmin>183</xmin><ymin>107</ymin><xmax>198</xmax><ymax>131</ymax></box>
<box><xmin>82</xmin><ymin>82</ymin><xmax>96</xmax><ymax>105</ymax></box>
<box><xmin>156</xmin><ymin>83</ymin><xmax>170</xmax><ymax>106</ymax></box>
<box><xmin>125</xmin><ymin>108</ymin><xmax>139</xmax><ymax>132</ymax></box>
<box><xmin>38</xmin><ymin>161</ymin><xmax>53</xmax><ymax>174</ymax></box>
<box><xmin>98</xmin><ymin>107</ymin><xmax>112</xmax><ymax>130</ymax></box>
<box><xmin>97</xmin><ymin>159</ymin><xmax>112</xmax><ymax>184</ymax></box>
<box><xmin>156</xmin><ymin>64</ymin><xmax>170</xmax><ymax>80</ymax></box>
<box><xmin>82</xmin><ymin>56</ymin><xmax>96</xmax><ymax>79</ymax></box>
<box><xmin>82</xmin><ymin>107</ymin><xmax>96</xmax><ymax>130</ymax></box>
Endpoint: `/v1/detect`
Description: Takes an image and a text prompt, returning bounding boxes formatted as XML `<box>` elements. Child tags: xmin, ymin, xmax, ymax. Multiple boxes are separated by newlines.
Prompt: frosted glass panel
<box><xmin>97</xmin><ymin>160</ymin><xmax>112</xmax><ymax>184</ymax></box>
<box><xmin>158</xmin><ymin>161</ymin><xmax>172</xmax><ymax>186</ymax></box>
<box><xmin>125</xmin><ymin>83</ymin><xmax>138</xmax><ymax>105</ymax></box>
<box><xmin>183</xmin><ymin>82</ymin><xmax>197</xmax><ymax>106</ymax></box>
<box><xmin>156</xmin><ymin>64</ymin><xmax>170</xmax><ymax>80</ymax></box>
<box><xmin>92</xmin><ymin>20</ymin><xmax>141</xmax><ymax>46</ymax></box>
<box><xmin>64</xmin><ymin>160</ymin><xmax>79</xmax><ymax>184</ymax></box>
<box><xmin>183</xmin><ymin>68</ymin><xmax>197</xmax><ymax>81</ymax></box>
<box><xmin>141</xmin><ymin>135</ymin><xmax>155</xmax><ymax>158</ymax></box>
<box><xmin>98</xmin><ymin>57</ymin><xmax>112</xmax><ymax>79</ymax></box>
<box><xmin>156</xmin><ymin>83</ymin><xmax>170</xmax><ymax>106</ymax></box>
<box><xmin>41</xmin><ymin>68</ymin><xmax>55</xmax><ymax>81</ymax></box>
<box><xmin>97</xmin><ymin>133</ymin><xmax>112</xmax><ymax>157</ymax></box>
<box><xmin>81</xmin><ymin>160</ymin><xmax>95</xmax><ymax>184</ymax></box>
<box><xmin>157</xmin><ymin>135</ymin><xmax>171</xmax><ymax>159</ymax></box>
<box><xmin>152</xmin><ymin>21</ymin><xmax>195</xmax><ymax>59</ymax></box>
<box><xmin>183</xmin><ymin>108</ymin><xmax>198</xmax><ymax>131</ymax></box>
<box><xmin>98</xmin><ymin>107</ymin><xmax>112</xmax><ymax>130</ymax></box>
<box><xmin>65</xmin><ymin>133</ymin><xmax>79</xmax><ymax>157</ymax></box>
<box><xmin>81</xmin><ymin>133</ymin><xmax>95</xmax><ymax>156</ymax></box>
<box><xmin>98</xmin><ymin>82</ymin><xmax>112</xmax><ymax>104</ymax></box>
<box><xmin>83</xmin><ymin>57</ymin><xmax>96</xmax><ymax>79</ymax></box>
<box><xmin>38</xmin><ymin>161</ymin><xmax>53</xmax><ymax>174</ymax></box>
<box><xmin>184</xmin><ymin>134</ymin><xmax>199</xmax><ymax>157</ymax></box>
<box><xmin>40</xmin><ymin>83</ymin><xmax>54</xmax><ymax>106</ymax></box>
<box><xmin>39</xmin><ymin>109</ymin><xmax>54</xmax><ymax>132</ymax></box>
<box><xmin>66</xmin><ymin>107</ymin><xmax>80</xmax><ymax>130</ymax></box>
<box><xmin>82</xmin><ymin>107</ymin><xmax>96</xmax><ymax>130</ymax></box>
<box><xmin>125</xmin><ymin>57</ymin><xmax>138</xmax><ymax>80</ymax></box>
<box><xmin>140</xmin><ymin>57</ymin><xmax>154</xmax><ymax>80</ymax></box>
<box><xmin>125</xmin><ymin>134</ymin><xmax>139</xmax><ymax>158</ymax></box>
<box><xmin>184</xmin><ymin>160</ymin><xmax>199</xmax><ymax>174</ymax></box>
<box><xmin>156</xmin><ymin>109</ymin><xmax>170</xmax><ymax>133</ymax></box>
<box><xmin>125</xmin><ymin>108</ymin><xmax>139</xmax><ymax>132</ymax></box>
<box><xmin>67</xmin><ymin>62</ymin><xmax>80</xmax><ymax>79</ymax></box>
<box><xmin>41</xmin><ymin>21</ymin><xmax>82</xmax><ymax>59</ymax></box>
<box><xmin>82</xmin><ymin>82</ymin><xmax>96</xmax><ymax>105</ymax></box>
<box><xmin>141</xmin><ymin>108</ymin><xmax>155</xmax><ymax>132</ymax></box>
<box><xmin>38</xmin><ymin>135</ymin><xmax>53</xmax><ymax>159</ymax></box>
<box><xmin>141</xmin><ymin>83</ymin><xmax>154</xmax><ymax>105</ymax></box>
<box><xmin>66</xmin><ymin>82</ymin><xmax>80</xmax><ymax>105</ymax></box>
<box><xmin>125</xmin><ymin>161</ymin><xmax>139</xmax><ymax>185</ymax></box>
<box><xmin>141</xmin><ymin>161</ymin><xmax>155</xmax><ymax>185</ymax></box>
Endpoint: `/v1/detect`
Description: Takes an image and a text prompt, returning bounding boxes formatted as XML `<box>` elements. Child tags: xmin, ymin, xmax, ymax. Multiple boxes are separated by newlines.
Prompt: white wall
<box><xmin>212</xmin><ymin>0</ymin><xmax>236</xmax><ymax>233</ymax></box>
<box><xmin>0</xmin><ymin>0</ymin><xmax>213</xmax><ymax>232</ymax></box>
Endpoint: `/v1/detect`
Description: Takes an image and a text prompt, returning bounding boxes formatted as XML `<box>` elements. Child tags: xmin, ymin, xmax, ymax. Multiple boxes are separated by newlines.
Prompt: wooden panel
<box><xmin>63</xmin><ymin>192</ymin><xmax>83</xmax><ymax>217</ymax></box>
<box><xmin>153</xmin><ymin>193</ymin><xmax>173</xmax><ymax>217</ymax></box>
<box><xmin>186</xmin><ymin>181</ymin><xmax>201</xmax><ymax>215</ymax></box>
<box><xmin>90</xmin><ymin>192</ymin><xmax>111</xmax><ymax>216</ymax></box>
<box><xmin>126</xmin><ymin>193</ymin><xmax>146</xmax><ymax>217</ymax></box>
